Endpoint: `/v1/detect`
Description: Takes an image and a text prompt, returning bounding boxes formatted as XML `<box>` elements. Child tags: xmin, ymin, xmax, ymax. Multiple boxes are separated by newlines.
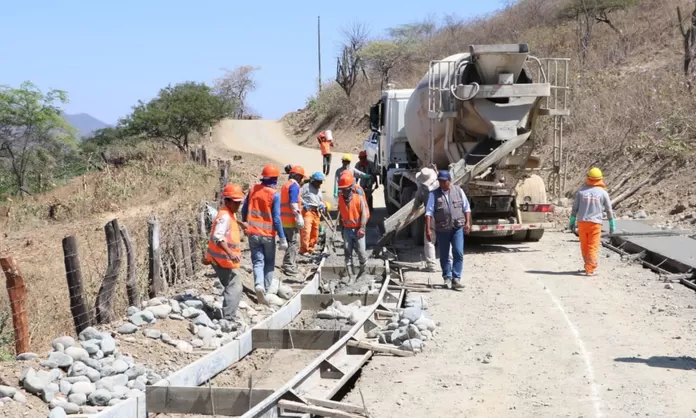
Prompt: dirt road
<box><xmin>212</xmin><ymin>119</ymin><xmax>384</xmax><ymax>207</ymax></box>
<box><xmin>213</xmin><ymin>119</ymin><xmax>696</xmax><ymax>417</ymax></box>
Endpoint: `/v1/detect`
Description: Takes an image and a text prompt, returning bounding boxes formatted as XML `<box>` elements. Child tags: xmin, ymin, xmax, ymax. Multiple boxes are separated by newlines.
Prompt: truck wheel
<box><xmin>514</xmin><ymin>174</ymin><xmax>548</xmax><ymax>242</ymax></box>
<box><xmin>526</xmin><ymin>229</ymin><xmax>545</xmax><ymax>241</ymax></box>
<box><xmin>400</xmin><ymin>186</ymin><xmax>417</xmax><ymax>241</ymax></box>
<box><xmin>511</xmin><ymin>231</ymin><xmax>526</xmax><ymax>241</ymax></box>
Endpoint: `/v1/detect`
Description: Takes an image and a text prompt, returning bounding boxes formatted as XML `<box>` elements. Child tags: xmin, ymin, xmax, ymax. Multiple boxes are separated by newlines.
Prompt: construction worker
<box><xmin>300</xmin><ymin>172</ymin><xmax>327</xmax><ymax>255</ymax></box>
<box><xmin>425</xmin><ymin>170</ymin><xmax>471</xmax><ymax>290</ymax></box>
<box><xmin>337</xmin><ymin>170</ymin><xmax>370</xmax><ymax>279</ymax></box>
<box><xmin>317</xmin><ymin>131</ymin><xmax>334</xmax><ymax>176</ymax></box>
<box><xmin>241</xmin><ymin>164</ymin><xmax>288</xmax><ymax>305</ymax></box>
<box><xmin>354</xmin><ymin>150</ymin><xmax>380</xmax><ymax>212</ymax></box>
<box><xmin>333</xmin><ymin>154</ymin><xmax>370</xmax><ymax>201</ymax></box>
<box><xmin>280</xmin><ymin>165</ymin><xmax>306</xmax><ymax>276</ymax></box>
<box><xmin>202</xmin><ymin>184</ymin><xmax>246</xmax><ymax>331</ymax></box>
<box><xmin>569</xmin><ymin>167</ymin><xmax>615</xmax><ymax>276</ymax></box>
<box><xmin>414</xmin><ymin>167</ymin><xmax>441</xmax><ymax>272</ymax></box>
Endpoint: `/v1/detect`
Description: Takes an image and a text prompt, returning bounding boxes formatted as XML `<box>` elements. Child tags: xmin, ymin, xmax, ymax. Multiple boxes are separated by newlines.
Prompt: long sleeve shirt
<box><xmin>334</xmin><ymin>166</ymin><xmax>368</xmax><ymax>197</ymax></box>
<box><xmin>425</xmin><ymin>187</ymin><xmax>471</xmax><ymax>217</ymax></box>
<box><xmin>212</xmin><ymin>212</ymin><xmax>230</xmax><ymax>244</ymax></box>
<box><xmin>571</xmin><ymin>186</ymin><xmax>614</xmax><ymax>224</ymax></box>
<box><xmin>241</xmin><ymin>192</ymin><xmax>286</xmax><ymax>240</ymax></box>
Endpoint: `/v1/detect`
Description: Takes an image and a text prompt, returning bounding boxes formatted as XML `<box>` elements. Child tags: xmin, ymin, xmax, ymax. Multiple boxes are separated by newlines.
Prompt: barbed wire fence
<box><xmin>0</xmin><ymin>146</ymin><xmax>235</xmax><ymax>356</ymax></box>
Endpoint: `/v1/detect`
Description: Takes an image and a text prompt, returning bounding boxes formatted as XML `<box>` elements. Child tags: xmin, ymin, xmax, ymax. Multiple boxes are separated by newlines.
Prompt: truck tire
<box><xmin>514</xmin><ymin>174</ymin><xmax>548</xmax><ymax>242</ymax></box>
<box><xmin>526</xmin><ymin>229</ymin><xmax>545</xmax><ymax>241</ymax></box>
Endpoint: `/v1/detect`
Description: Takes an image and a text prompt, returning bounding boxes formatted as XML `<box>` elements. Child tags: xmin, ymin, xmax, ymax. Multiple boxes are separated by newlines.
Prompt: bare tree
<box><xmin>360</xmin><ymin>40</ymin><xmax>414</xmax><ymax>90</ymax></box>
<box><xmin>562</xmin><ymin>0</ymin><xmax>637</xmax><ymax>63</ymax></box>
<box><xmin>335</xmin><ymin>21</ymin><xmax>370</xmax><ymax>96</ymax></box>
<box><xmin>214</xmin><ymin>66</ymin><xmax>260</xmax><ymax>119</ymax></box>
<box><xmin>677</xmin><ymin>1</ymin><xmax>696</xmax><ymax>77</ymax></box>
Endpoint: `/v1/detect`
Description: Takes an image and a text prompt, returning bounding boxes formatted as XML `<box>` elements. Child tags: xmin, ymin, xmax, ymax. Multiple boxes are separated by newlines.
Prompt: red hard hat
<box><xmin>261</xmin><ymin>164</ymin><xmax>280</xmax><ymax>178</ymax></box>
<box><xmin>338</xmin><ymin>170</ymin><xmax>354</xmax><ymax>189</ymax></box>
<box><xmin>359</xmin><ymin>151</ymin><xmax>367</xmax><ymax>158</ymax></box>
<box><xmin>289</xmin><ymin>165</ymin><xmax>305</xmax><ymax>177</ymax></box>
<box><xmin>221</xmin><ymin>184</ymin><xmax>245</xmax><ymax>201</ymax></box>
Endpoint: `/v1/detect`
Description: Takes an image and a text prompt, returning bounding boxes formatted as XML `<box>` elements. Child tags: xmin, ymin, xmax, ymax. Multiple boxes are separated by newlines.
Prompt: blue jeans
<box><xmin>436</xmin><ymin>227</ymin><xmax>464</xmax><ymax>280</ymax></box>
<box><xmin>342</xmin><ymin>227</ymin><xmax>368</xmax><ymax>268</ymax></box>
<box><xmin>248</xmin><ymin>234</ymin><xmax>276</xmax><ymax>290</ymax></box>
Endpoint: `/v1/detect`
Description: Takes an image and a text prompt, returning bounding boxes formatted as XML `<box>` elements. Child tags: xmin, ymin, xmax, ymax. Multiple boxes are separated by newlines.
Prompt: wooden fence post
<box><xmin>95</xmin><ymin>219</ymin><xmax>122</xmax><ymax>324</ymax></box>
<box><xmin>201</xmin><ymin>147</ymin><xmax>208</xmax><ymax>167</ymax></box>
<box><xmin>0</xmin><ymin>256</ymin><xmax>29</xmax><ymax>355</ymax></box>
<box><xmin>62</xmin><ymin>236</ymin><xmax>92</xmax><ymax>334</ymax></box>
<box><xmin>181</xmin><ymin>225</ymin><xmax>194</xmax><ymax>278</ymax></box>
<box><xmin>119</xmin><ymin>226</ymin><xmax>139</xmax><ymax>308</ymax></box>
<box><xmin>148</xmin><ymin>217</ymin><xmax>165</xmax><ymax>298</ymax></box>
<box><xmin>172</xmin><ymin>229</ymin><xmax>185</xmax><ymax>284</ymax></box>
<box><xmin>188</xmin><ymin>223</ymin><xmax>198</xmax><ymax>272</ymax></box>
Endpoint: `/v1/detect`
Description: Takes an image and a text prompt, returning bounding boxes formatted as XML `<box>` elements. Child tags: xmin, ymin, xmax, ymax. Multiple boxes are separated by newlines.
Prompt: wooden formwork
<box><xmin>140</xmin><ymin>262</ymin><xmax>406</xmax><ymax>417</ymax></box>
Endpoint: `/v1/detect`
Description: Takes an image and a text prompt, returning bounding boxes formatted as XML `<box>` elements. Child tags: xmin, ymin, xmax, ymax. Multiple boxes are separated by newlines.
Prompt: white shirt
<box><xmin>212</xmin><ymin>212</ymin><xmax>231</xmax><ymax>243</ymax></box>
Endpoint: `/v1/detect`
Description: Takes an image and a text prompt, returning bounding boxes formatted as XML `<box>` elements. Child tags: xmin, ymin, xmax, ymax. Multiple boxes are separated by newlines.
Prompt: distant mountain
<box><xmin>62</xmin><ymin>113</ymin><xmax>110</xmax><ymax>139</ymax></box>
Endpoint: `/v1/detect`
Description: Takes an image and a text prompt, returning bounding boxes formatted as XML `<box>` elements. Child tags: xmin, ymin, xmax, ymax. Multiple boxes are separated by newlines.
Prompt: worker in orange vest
<box><xmin>242</xmin><ymin>164</ymin><xmax>288</xmax><ymax>305</ymax></box>
<box><xmin>317</xmin><ymin>131</ymin><xmax>334</xmax><ymax>176</ymax></box>
<box><xmin>203</xmin><ymin>184</ymin><xmax>246</xmax><ymax>331</ymax></box>
<box><xmin>280</xmin><ymin>165</ymin><xmax>306</xmax><ymax>276</ymax></box>
<box><xmin>337</xmin><ymin>170</ymin><xmax>370</xmax><ymax>280</ymax></box>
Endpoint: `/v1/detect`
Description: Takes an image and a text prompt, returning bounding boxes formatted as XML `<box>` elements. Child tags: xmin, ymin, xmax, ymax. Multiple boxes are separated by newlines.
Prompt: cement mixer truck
<box><xmin>367</xmin><ymin>44</ymin><xmax>570</xmax><ymax>246</ymax></box>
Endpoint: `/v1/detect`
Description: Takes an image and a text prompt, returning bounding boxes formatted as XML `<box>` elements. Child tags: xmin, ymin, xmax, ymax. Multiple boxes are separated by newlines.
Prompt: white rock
<box><xmin>145</xmin><ymin>304</ymin><xmax>172</xmax><ymax>319</ymax></box>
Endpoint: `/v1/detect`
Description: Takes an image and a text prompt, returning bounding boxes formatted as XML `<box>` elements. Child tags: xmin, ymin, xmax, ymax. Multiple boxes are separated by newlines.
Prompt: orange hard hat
<box><xmin>221</xmin><ymin>184</ymin><xmax>245</xmax><ymax>201</ymax></box>
<box><xmin>359</xmin><ymin>151</ymin><xmax>367</xmax><ymax>158</ymax></box>
<box><xmin>338</xmin><ymin>170</ymin><xmax>354</xmax><ymax>189</ymax></box>
<box><xmin>289</xmin><ymin>165</ymin><xmax>305</xmax><ymax>177</ymax></box>
<box><xmin>261</xmin><ymin>164</ymin><xmax>280</xmax><ymax>178</ymax></box>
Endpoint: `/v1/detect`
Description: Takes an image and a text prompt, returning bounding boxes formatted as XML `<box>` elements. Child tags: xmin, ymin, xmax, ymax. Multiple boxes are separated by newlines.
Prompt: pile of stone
<box><xmin>118</xmin><ymin>280</ymin><xmax>296</xmax><ymax>350</ymax></box>
<box><xmin>371</xmin><ymin>296</ymin><xmax>438</xmax><ymax>353</ymax></box>
<box><xmin>16</xmin><ymin>327</ymin><xmax>162</xmax><ymax>416</ymax></box>
<box><xmin>317</xmin><ymin>300</ymin><xmax>373</xmax><ymax>325</ymax></box>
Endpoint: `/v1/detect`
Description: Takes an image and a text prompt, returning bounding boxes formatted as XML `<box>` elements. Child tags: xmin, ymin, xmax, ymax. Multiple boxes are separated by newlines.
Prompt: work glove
<box><xmin>296</xmin><ymin>214</ymin><xmax>305</xmax><ymax>229</ymax></box>
<box><xmin>568</xmin><ymin>216</ymin><xmax>576</xmax><ymax>233</ymax></box>
<box><xmin>278</xmin><ymin>238</ymin><xmax>288</xmax><ymax>250</ymax></box>
<box><xmin>609</xmin><ymin>219</ymin><xmax>616</xmax><ymax>235</ymax></box>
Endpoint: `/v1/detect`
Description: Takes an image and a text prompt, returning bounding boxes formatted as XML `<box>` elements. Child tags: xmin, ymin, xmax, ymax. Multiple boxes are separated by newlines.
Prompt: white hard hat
<box><xmin>416</xmin><ymin>167</ymin><xmax>438</xmax><ymax>190</ymax></box>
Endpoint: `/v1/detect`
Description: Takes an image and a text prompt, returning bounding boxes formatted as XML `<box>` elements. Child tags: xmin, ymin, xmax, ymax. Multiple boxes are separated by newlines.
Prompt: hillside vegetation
<box><xmin>284</xmin><ymin>0</ymin><xmax>696</xmax><ymax>221</ymax></box>
<box><xmin>0</xmin><ymin>67</ymin><xmax>268</xmax><ymax>353</ymax></box>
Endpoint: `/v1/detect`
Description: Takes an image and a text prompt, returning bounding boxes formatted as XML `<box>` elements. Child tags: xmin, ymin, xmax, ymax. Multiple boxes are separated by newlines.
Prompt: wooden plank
<box><xmin>146</xmin><ymin>386</ymin><xmax>274</xmax><ymax>415</ymax></box>
<box><xmin>252</xmin><ymin>329</ymin><xmax>348</xmax><ymax>350</ymax></box>
<box><xmin>304</xmin><ymin>396</ymin><xmax>367</xmax><ymax>415</ymax></box>
<box><xmin>279</xmin><ymin>400</ymin><xmax>366</xmax><ymax>418</ymax></box>
<box><xmin>347</xmin><ymin>340</ymin><xmax>414</xmax><ymax>357</ymax></box>
<box><xmin>301</xmin><ymin>293</ymin><xmax>378</xmax><ymax>310</ymax></box>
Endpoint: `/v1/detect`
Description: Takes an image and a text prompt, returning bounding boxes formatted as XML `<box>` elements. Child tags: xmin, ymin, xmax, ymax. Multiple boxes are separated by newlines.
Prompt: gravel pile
<box><xmin>372</xmin><ymin>296</ymin><xmax>438</xmax><ymax>353</ymax></box>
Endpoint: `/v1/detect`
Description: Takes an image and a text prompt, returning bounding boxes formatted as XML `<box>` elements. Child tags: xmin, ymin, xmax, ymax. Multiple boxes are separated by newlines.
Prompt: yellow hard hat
<box><xmin>587</xmin><ymin>167</ymin><xmax>603</xmax><ymax>179</ymax></box>
<box><xmin>324</xmin><ymin>201</ymin><xmax>332</xmax><ymax>211</ymax></box>
<box><xmin>341</xmin><ymin>153</ymin><xmax>352</xmax><ymax>162</ymax></box>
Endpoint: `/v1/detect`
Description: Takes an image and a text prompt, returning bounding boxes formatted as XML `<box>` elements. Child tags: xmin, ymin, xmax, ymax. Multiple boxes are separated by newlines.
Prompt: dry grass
<box><xmin>0</xmin><ymin>142</ymin><xmax>272</xmax><ymax>355</ymax></box>
<box><xmin>283</xmin><ymin>0</ymin><xmax>696</xmax><ymax>217</ymax></box>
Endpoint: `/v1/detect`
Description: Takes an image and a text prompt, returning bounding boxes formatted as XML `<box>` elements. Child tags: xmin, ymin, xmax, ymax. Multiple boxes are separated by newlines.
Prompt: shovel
<box><xmin>319</xmin><ymin>210</ymin><xmax>338</xmax><ymax>253</ymax></box>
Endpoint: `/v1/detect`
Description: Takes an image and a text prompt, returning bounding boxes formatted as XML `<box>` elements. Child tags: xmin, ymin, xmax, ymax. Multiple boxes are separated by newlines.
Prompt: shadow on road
<box><xmin>526</xmin><ymin>270</ymin><xmax>585</xmax><ymax>276</ymax></box>
<box><xmin>615</xmin><ymin>356</ymin><xmax>696</xmax><ymax>370</ymax></box>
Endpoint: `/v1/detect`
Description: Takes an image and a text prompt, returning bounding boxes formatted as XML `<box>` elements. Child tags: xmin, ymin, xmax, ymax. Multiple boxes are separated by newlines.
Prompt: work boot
<box><xmin>254</xmin><ymin>285</ymin><xmax>268</xmax><ymax>306</ymax></box>
<box><xmin>346</xmin><ymin>265</ymin><xmax>356</xmax><ymax>281</ymax></box>
<box><xmin>357</xmin><ymin>264</ymin><xmax>366</xmax><ymax>278</ymax></box>
<box><xmin>283</xmin><ymin>267</ymin><xmax>299</xmax><ymax>277</ymax></box>
<box><xmin>443</xmin><ymin>278</ymin><xmax>452</xmax><ymax>290</ymax></box>
<box><xmin>452</xmin><ymin>278</ymin><xmax>463</xmax><ymax>289</ymax></box>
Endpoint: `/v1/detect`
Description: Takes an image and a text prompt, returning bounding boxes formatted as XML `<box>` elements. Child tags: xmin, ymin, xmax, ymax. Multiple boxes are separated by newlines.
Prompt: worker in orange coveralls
<box><xmin>317</xmin><ymin>131</ymin><xmax>334</xmax><ymax>176</ymax></box>
<box><xmin>569</xmin><ymin>167</ymin><xmax>615</xmax><ymax>276</ymax></box>
<box><xmin>300</xmin><ymin>172</ymin><xmax>327</xmax><ymax>255</ymax></box>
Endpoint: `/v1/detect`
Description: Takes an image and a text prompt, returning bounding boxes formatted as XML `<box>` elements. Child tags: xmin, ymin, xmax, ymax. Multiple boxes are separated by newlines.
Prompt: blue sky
<box><xmin>1</xmin><ymin>1</ymin><xmax>502</xmax><ymax>124</ymax></box>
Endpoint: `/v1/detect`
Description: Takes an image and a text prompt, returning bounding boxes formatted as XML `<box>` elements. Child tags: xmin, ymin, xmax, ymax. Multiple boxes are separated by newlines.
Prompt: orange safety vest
<box><xmin>320</xmin><ymin>140</ymin><xmax>332</xmax><ymax>155</ymax></box>
<box><xmin>205</xmin><ymin>207</ymin><xmax>242</xmax><ymax>269</ymax></box>
<box><xmin>339</xmin><ymin>187</ymin><xmax>370</xmax><ymax>229</ymax></box>
<box><xmin>280</xmin><ymin>179</ymin><xmax>298</xmax><ymax>228</ymax></box>
<box><xmin>246</xmin><ymin>184</ymin><xmax>277</xmax><ymax>237</ymax></box>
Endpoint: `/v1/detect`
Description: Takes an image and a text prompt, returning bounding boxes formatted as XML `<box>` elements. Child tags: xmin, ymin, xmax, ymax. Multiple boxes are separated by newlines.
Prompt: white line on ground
<box><xmin>514</xmin><ymin>260</ymin><xmax>604</xmax><ymax>418</ymax></box>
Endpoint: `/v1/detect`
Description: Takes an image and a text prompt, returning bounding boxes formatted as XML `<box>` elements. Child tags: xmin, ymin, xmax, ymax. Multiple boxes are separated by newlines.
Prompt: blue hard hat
<box><xmin>311</xmin><ymin>172</ymin><xmax>325</xmax><ymax>181</ymax></box>
<box><xmin>437</xmin><ymin>170</ymin><xmax>452</xmax><ymax>180</ymax></box>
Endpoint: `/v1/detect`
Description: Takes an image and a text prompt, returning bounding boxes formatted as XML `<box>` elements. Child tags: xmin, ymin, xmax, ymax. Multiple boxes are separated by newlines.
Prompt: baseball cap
<box><xmin>437</xmin><ymin>170</ymin><xmax>451</xmax><ymax>181</ymax></box>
